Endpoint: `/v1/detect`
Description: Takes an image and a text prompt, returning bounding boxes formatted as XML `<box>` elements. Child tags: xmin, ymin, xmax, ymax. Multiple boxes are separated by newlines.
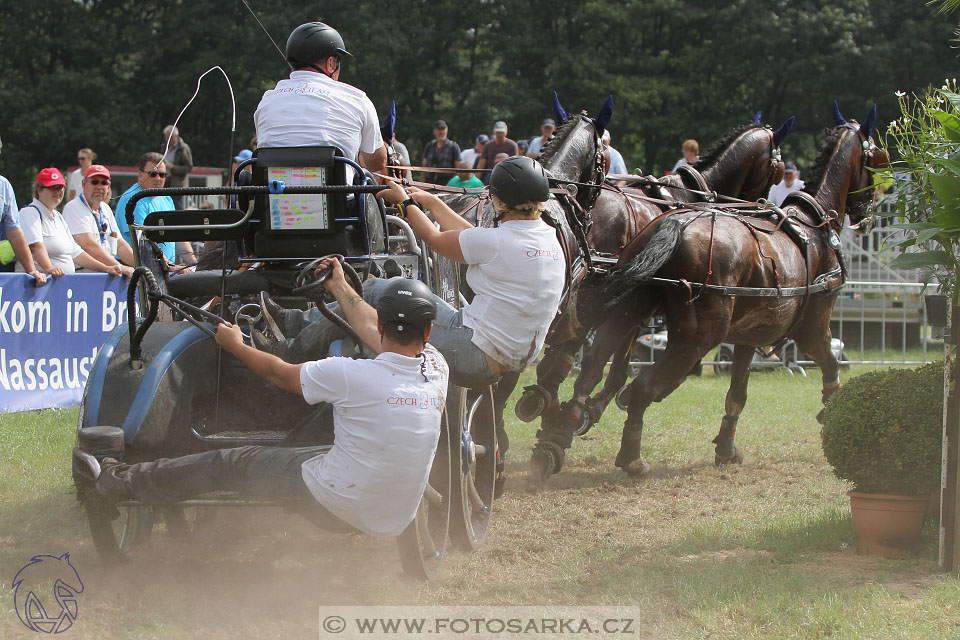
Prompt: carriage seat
<box><xmin>251</xmin><ymin>146</ymin><xmax>385</xmax><ymax>260</ymax></box>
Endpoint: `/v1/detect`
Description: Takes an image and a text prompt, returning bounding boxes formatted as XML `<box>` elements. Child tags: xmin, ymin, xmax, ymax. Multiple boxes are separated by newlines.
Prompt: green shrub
<box><xmin>821</xmin><ymin>362</ymin><xmax>943</xmax><ymax>495</ymax></box>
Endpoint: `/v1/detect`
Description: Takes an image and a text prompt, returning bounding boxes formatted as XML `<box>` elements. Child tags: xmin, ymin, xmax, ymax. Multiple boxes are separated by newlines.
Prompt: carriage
<box><xmin>70</xmin><ymin>145</ymin><xmax>499</xmax><ymax>580</ymax></box>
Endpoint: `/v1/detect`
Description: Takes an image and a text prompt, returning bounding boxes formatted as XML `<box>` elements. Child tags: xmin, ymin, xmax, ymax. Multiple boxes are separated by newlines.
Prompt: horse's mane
<box><xmin>538</xmin><ymin>114</ymin><xmax>582</xmax><ymax>165</ymax></box>
<box><xmin>691</xmin><ymin>123</ymin><xmax>760</xmax><ymax>171</ymax></box>
<box><xmin>802</xmin><ymin>126</ymin><xmax>845</xmax><ymax>195</ymax></box>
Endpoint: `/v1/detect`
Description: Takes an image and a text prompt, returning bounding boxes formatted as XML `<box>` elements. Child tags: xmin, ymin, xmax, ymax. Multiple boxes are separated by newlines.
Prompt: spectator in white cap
<box><xmin>526</xmin><ymin>118</ymin><xmax>556</xmax><ymax>158</ymax></box>
<box><xmin>17</xmin><ymin>168</ymin><xmax>125</xmax><ymax>278</ymax></box>
<box><xmin>767</xmin><ymin>161</ymin><xmax>805</xmax><ymax>206</ymax></box>
<box><xmin>62</xmin><ymin>165</ymin><xmax>134</xmax><ymax>277</ymax></box>
<box><xmin>476</xmin><ymin>121</ymin><xmax>518</xmax><ymax>184</ymax></box>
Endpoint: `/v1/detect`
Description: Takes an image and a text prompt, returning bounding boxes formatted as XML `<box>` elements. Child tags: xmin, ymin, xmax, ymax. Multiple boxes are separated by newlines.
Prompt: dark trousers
<box><xmin>110</xmin><ymin>445</ymin><xmax>356</xmax><ymax>532</ymax></box>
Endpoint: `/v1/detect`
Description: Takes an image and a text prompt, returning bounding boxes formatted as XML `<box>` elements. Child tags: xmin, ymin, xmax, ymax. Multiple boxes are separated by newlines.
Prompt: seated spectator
<box><xmin>445</xmin><ymin>161</ymin><xmax>484</xmax><ymax>189</ymax></box>
<box><xmin>494</xmin><ymin>152</ymin><xmax>510</xmax><ymax>165</ymax></box>
<box><xmin>62</xmin><ymin>165</ymin><xmax>134</xmax><ymax>277</ymax></box>
<box><xmin>16</xmin><ymin>168</ymin><xmax>125</xmax><ymax>278</ymax></box>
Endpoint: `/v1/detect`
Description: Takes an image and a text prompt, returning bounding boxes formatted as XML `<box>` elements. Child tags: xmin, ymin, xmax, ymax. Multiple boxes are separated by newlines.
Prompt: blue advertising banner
<box><xmin>0</xmin><ymin>273</ymin><xmax>131</xmax><ymax>413</ymax></box>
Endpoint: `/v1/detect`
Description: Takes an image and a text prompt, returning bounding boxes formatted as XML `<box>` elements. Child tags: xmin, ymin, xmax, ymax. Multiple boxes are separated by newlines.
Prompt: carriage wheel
<box><xmin>396</xmin><ymin>405</ymin><xmax>454</xmax><ymax>580</ymax></box>
<box><xmin>80</xmin><ymin>495</ymin><xmax>154</xmax><ymax>561</ymax></box>
<box><xmin>713</xmin><ymin>345</ymin><xmax>734</xmax><ymax>376</ymax></box>
<box><xmin>448</xmin><ymin>387</ymin><xmax>498</xmax><ymax>551</ymax></box>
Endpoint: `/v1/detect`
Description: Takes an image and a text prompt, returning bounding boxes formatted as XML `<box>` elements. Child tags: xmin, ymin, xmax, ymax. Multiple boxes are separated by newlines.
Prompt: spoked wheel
<box><xmin>448</xmin><ymin>386</ymin><xmax>498</xmax><ymax>551</ymax></box>
<box><xmin>397</xmin><ymin>407</ymin><xmax>454</xmax><ymax>580</ymax></box>
<box><xmin>80</xmin><ymin>493</ymin><xmax>154</xmax><ymax>561</ymax></box>
<box><xmin>713</xmin><ymin>345</ymin><xmax>734</xmax><ymax>376</ymax></box>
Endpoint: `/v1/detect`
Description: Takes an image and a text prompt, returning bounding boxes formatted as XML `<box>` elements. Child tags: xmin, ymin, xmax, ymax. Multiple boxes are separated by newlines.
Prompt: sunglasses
<box><xmin>141</xmin><ymin>170</ymin><xmax>167</xmax><ymax>178</ymax></box>
<box><xmin>88</xmin><ymin>178</ymin><xmax>111</xmax><ymax>186</ymax></box>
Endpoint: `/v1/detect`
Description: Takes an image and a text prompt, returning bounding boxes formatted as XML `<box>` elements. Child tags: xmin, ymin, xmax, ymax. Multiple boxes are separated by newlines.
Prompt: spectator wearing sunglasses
<box><xmin>115</xmin><ymin>152</ymin><xmax>177</xmax><ymax>264</ymax></box>
<box><xmin>63</xmin><ymin>165</ymin><xmax>134</xmax><ymax>277</ymax></box>
<box><xmin>67</xmin><ymin>148</ymin><xmax>96</xmax><ymax>202</ymax></box>
<box><xmin>16</xmin><ymin>168</ymin><xmax>125</xmax><ymax>278</ymax></box>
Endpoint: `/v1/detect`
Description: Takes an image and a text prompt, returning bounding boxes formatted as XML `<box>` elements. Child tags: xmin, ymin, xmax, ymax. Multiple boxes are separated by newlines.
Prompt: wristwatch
<box><xmin>395</xmin><ymin>198</ymin><xmax>418</xmax><ymax>219</ymax></box>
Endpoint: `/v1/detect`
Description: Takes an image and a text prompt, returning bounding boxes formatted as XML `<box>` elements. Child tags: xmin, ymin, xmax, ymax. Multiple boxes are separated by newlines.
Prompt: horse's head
<box><xmin>806</xmin><ymin>101</ymin><xmax>886</xmax><ymax>232</ymax></box>
<box><xmin>380</xmin><ymin>101</ymin><xmax>405</xmax><ymax>180</ymax></box>
<box><xmin>695</xmin><ymin>114</ymin><xmax>795</xmax><ymax>201</ymax></box>
<box><xmin>539</xmin><ymin>91</ymin><xmax>613</xmax><ymax>211</ymax></box>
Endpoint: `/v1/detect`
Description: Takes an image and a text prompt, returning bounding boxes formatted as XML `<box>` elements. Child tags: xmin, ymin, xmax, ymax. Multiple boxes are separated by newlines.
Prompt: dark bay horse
<box><xmin>518</xmin><ymin>115</ymin><xmax>795</xmax><ymax>477</ymax></box>
<box><xmin>580</xmin><ymin>103</ymin><xmax>883</xmax><ymax>477</ymax></box>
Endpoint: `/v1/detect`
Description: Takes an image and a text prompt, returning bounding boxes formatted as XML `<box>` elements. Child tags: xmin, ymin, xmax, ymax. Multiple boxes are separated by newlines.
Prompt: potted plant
<box><xmin>821</xmin><ymin>363</ymin><xmax>943</xmax><ymax>558</ymax></box>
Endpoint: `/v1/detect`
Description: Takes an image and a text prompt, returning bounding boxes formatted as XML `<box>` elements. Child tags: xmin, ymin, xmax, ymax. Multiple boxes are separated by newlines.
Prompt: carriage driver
<box><xmin>93</xmin><ymin>278</ymin><xmax>447</xmax><ymax>537</ymax></box>
<box><xmin>254</xmin><ymin>22</ymin><xmax>387</xmax><ymax>179</ymax></box>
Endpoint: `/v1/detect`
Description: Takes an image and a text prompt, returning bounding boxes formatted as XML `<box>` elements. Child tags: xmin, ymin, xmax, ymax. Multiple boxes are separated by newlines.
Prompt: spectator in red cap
<box><xmin>16</xmin><ymin>168</ymin><xmax>126</xmax><ymax>278</ymax></box>
<box><xmin>62</xmin><ymin>165</ymin><xmax>134</xmax><ymax>277</ymax></box>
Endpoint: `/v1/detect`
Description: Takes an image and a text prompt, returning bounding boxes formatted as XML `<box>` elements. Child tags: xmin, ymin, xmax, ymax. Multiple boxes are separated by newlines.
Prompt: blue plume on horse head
<box><xmin>379</xmin><ymin>101</ymin><xmax>396</xmax><ymax>143</ymax></box>
<box><xmin>861</xmin><ymin>104</ymin><xmax>877</xmax><ymax>139</ymax></box>
<box><xmin>552</xmin><ymin>91</ymin><xmax>570</xmax><ymax>123</ymax></box>
<box><xmin>752</xmin><ymin>110</ymin><xmax>762</xmax><ymax>125</ymax></box>
<box><xmin>772</xmin><ymin>116</ymin><xmax>795</xmax><ymax>147</ymax></box>
<box><xmin>833</xmin><ymin>99</ymin><xmax>847</xmax><ymax>126</ymax></box>
<box><xmin>591</xmin><ymin>95</ymin><xmax>614</xmax><ymax>136</ymax></box>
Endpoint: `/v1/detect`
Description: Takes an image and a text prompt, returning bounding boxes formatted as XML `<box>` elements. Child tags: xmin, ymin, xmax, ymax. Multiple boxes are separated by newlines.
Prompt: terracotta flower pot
<box><xmin>847</xmin><ymin>490</ymin><xmax>929</xmax><ymax>558</ymax></box>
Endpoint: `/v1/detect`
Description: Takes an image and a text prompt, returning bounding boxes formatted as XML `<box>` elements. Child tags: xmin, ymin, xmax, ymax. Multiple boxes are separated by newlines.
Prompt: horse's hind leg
<box><xmin>616</xmin><ymin>337</ymin><xmax>707</xmax><ymax>476</ymax></box>
<box><xmin>713</xmin><ymin>345</ymin><xmax>753</xmax><ymax>465</ymax></box>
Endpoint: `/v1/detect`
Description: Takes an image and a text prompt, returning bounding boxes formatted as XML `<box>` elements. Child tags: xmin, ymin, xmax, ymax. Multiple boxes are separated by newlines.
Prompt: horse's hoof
<box><xmin>715</xmin><ymin>446</ymin><xmax>744</xmax><ymax>466</ymax></box>
<box><xmin>572</xmin><ymin>403</ymin><xmax>599</xmax><ymax>437</ymax></box>
<box><xmin>530</xmin><ymin>442</ymin><xmax>564</xmax><ymax>484</ymax></box>
<box><xmin>615</xmin><ymin>385</ymin><xmax>631</xmax><ymax>411</ymax></box>
<box><xmin>622</xmin><ymin>459</ymin><xmax>653</xmax><ymax>477</ymax></box>
<box><xmin>515</xmin><ymin>385</ymin><xmax>551</xmax><ymax>423</ymax></box>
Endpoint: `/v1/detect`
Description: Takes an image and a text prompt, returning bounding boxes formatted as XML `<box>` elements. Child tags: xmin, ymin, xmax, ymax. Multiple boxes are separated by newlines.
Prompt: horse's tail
<box><xmin>603</xmin><ymin>216</ymin><xmax>684</xmax><ymax>307</ymax></box>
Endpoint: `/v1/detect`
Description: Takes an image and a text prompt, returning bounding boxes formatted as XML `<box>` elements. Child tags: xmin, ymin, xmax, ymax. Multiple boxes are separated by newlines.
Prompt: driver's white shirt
<box><xmin>299</xmin><ymin>344</ymin><xmax>447</xmax><ymax>536</ymax></box>
<box><xmin>254</xmin><ymin>70</ymin><xmax>383</xmax><ymax>162</ymax></box>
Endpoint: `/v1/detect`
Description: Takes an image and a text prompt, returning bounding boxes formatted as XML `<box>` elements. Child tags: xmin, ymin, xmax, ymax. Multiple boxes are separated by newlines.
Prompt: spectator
<box><xmin>476</xmin><ymin>121</ymin><xmax>519</xmax><ymax>183</ymax></box>
<box><xmin>62</xmin><ymin>165</ymin><xmax>134</xmax><ymax>276</ymax></box>
<box><xmin>445</xmin><ymin>161</ymin><xmax>484</xmax><ymax>189</ymax></box>
<box><xmin>517</xmin><ymin>139</ymin><xmax>529</xmax><ymax>156</ymax></box>
<box><xmin>460</xmin><ymin>134</ymin><xmax>488</xmax><ymax>170</ymax></box>
<box><xmin>161</xmin><ymin>125</ymin><xmax>194</xmax><ymax>210</ymax></box>
<box><xmin>767</xmin><ymin>162</ymin><xmax>805</xmax><ymax>206</ymax></box>
<box><xmin>115</xmin><ymin>152</ymin><xmax>179</xmax><ymax>265</ymax></box>
<box><xmin>421</xmin><ymin>120</ymin><xmax>461</xmax><ymax>185</ymax></box>
<box><xmin>494</xmin><ymin>152</ymin><xmax>510</xmax><ymax>165</ymax></box>
<box><xmin>671</xmin><ymin>139</ymin><xmax>699</xmax><ymax>173</ymax></box>
<box><xmin>67</xmin><ymin>148</ymin><xmax>96</xmax><ymax>202</ymax></box>
<box><xmin>231</xmin><ymin>149</ymin><xmax>253</xmax><ymax>182</ymax></box>
<box><xmin>526</xmin><ymin>118</ymin><xmax>556</xmax><ymax>158</ymax></box>
<box><xmin>601</xmin><ymin>130</ymin><xmax>628</xmax><ymax>185</ymax></box>
<box><xmin>0</xmin><ymin>135</ymin><xmax>45</xmax><ymax>284</ymax></box>
<box><xmin>250</xmin><ymin>135</ymin><xmax>258</xmax><ymax>151</ymax></box>
<box><xmin>16</xmin><ymin>168</ymin><xmax>124</xmax><ymax>278</ymax></box>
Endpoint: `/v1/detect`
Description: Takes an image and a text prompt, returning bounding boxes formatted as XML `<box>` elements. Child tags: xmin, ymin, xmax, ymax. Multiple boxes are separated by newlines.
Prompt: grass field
<box><xmin>2</xmin><ymin>362</ymin><xmax>959</xmax><ymax>639</ymax></box>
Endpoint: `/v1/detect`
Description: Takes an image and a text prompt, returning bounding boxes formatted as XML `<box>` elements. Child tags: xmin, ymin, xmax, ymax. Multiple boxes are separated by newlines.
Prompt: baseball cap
<box><xmin>234</xmin><ymin>149</ymin><xmax>253</xmax><ymax>162</ymax></box>
<box><xmin>36</xmin><ymin>168</ymin><xmax>66</xmax><ymax>187</ymax></box>
<box><xmin>785</xmin><ymin>162</ymin><xmax>798</xmax><ymax>173</ymax></box>
<box><xmin>433</xmin><ymin>119</ymin><xmax>448</xmax><ymax>129</ymax></box>
<box><xmin>493</xmin><ymin>121</ymin><xmax>508</xmax><ymax>133</ymax></box>
<box><xmin>85</xmin><ymin>164</ymin><xmax>111</xmax><ymax>179</ymax></box>
<box><xmin>476</xmin><ymin>134</ymin><xmax>489</xmax><ymax>144</ymax></box>
<box><xmin>542</xmin><ymin>118</ymin><xmax>556</xmax><ymax>127</ymax></box>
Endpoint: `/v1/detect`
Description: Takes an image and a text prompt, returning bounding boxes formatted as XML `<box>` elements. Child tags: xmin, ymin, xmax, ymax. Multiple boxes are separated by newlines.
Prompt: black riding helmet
<box><xmin>488</xmin><ymin>155</ymin><xmax>551</xmax><ymax>208</ymax></box>
<box><xmin>286</xmin><ymin>22</ymin><xmax>352</xmax><ymax>69</ymax></box>
<box><xmin>376</xmin><ymin>278</ymin><xmax>437</xmax><ymax>334</ymax></box>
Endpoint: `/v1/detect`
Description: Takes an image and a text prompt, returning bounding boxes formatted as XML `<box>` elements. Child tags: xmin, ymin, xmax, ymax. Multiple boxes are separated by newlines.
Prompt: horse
<box><xmin>572</xmin><ymin>102</ymin><xmax>883</xmax><ymax>478</ymax></box>
<box><xmin>517</xmin><ymin>114</ymin><xmax>795</xmax><ymax>478</ymax></box>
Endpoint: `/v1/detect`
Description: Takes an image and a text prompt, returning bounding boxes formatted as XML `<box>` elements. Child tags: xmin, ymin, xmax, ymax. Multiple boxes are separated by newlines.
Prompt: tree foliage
<box><xmin>0</xmin><ymin>0</ymin><xmax>955</xmax><ymax>198</ymax></box>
